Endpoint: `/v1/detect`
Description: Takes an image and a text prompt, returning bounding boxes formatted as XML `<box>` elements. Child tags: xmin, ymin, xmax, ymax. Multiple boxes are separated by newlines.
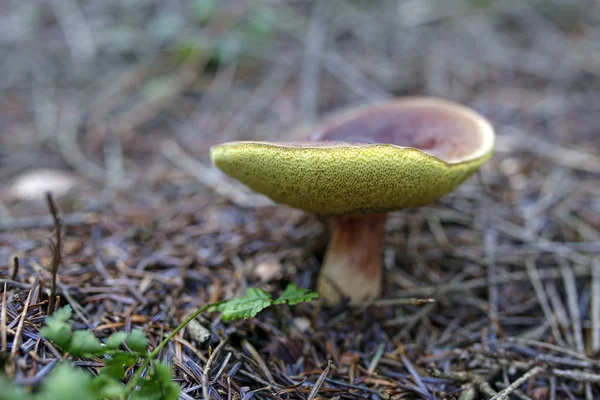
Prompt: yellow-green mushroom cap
<box><xmin>211</xmin><ymin>97</ymin><xmax>494</xmax><ymax>215</ymax></box>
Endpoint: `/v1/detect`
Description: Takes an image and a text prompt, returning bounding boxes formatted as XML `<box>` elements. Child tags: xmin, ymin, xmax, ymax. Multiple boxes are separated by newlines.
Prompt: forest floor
<box><xmin>1</xmin><ymin>1</ymin><xmax>600</xmax><ymax>399</ymax></box>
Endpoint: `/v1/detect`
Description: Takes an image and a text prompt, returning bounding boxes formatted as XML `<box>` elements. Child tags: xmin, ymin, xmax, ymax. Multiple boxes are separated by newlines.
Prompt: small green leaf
<box><xmin>209</xmin><ymin>288</ymin><xmax>272</xmax><ymax>321</ymax></box>
<box><xmin>67</xmin><ymin>331</ymin><xmax>104</xmax><ymax>357</ymax></box>
<box><xmin>40</xmin><ymin>363</ymin><xmax>96</xmax><ymax>400</ymax></box>
<box><xmin>89</xmin><ymin>374</ymin><xmax>127</xmax><ymax>398</ymax></box>
<box><xmin>101</xmin><ymin>353</ymin><xmax>140</xmax><ymax>380</ymax></box>
<box><xmin>152</xmin><ymin>362</ymin><xmax>181</xmax><ymax>400</ymax></box>
<box><xmin>130</xmin><ymin>362</ymin><xmax>180</xmax><ymax>400</ymax></box>
<box><xmin>104</xmin><ymin>332</ymin><xmax>127</xmax><ymax>349</ymax></box>
<box><xmin>41</xmin><ymin>306</ymin><xmax>73</xmax><ymax>350</ymax></box>
<box><xmin>274</xmin><ymin>283</ymin><xmax>319</xmax><ymax>305</ymax></box>
<box><xmin>48</xmin><ymin>305</ymin><xmax>73</xmax><ymax>322</ymax></box>
<box><xmin>127</xmin><ymin>329</ymin><xmax>148</xmax><ymax>353</ymax></box>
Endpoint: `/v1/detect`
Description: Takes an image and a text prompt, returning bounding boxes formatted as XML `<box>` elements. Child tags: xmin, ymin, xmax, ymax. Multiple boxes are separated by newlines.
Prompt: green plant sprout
<box><xmin>1</xmin><ymin>284</ymin><xmax>317</xmax><ymax>400</ymax></box>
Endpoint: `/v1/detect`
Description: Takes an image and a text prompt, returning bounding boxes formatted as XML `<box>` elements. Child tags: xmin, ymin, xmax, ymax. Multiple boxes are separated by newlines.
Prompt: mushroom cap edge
<box><xmin>210</xmin><ymin>141</ymin><xmax>493</xmax><ymax>215</ymax></box>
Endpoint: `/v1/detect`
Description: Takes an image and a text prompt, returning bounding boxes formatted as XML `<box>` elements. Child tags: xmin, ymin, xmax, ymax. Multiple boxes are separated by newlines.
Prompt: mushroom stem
<box><xmin>317</xmin><ymin>213</ymin><xmax>387</xmax><ymax>304</ymax></box>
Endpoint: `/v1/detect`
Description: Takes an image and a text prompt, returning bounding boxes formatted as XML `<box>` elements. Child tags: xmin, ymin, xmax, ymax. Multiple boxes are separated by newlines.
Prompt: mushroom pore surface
<box><xmin>210</xmin><ymin>97</ymin><xmax>494</xmax><ymax>215</ymax></box>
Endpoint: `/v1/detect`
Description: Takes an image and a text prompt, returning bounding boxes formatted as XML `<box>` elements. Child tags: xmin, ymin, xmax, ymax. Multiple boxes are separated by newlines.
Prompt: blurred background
<box><xmin>2</xmin><ymin>1</ymin><xmax>600</xmax><ymax>398</ymax></box>
<box><xmin>1</xmin><ymin>0</ymin><xmax>599</xmax><ymax>214</ymax></box>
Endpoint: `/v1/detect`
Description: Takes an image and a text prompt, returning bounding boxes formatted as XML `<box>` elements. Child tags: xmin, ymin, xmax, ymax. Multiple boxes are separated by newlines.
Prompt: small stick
<box><xmin>494</xmin><ymin>383</ymin><xmax>535</xmax><ymax>400</ymax></box>
<box><xmin>525</xmin><ymin>257</ymin><xmax>566</xmax><ymax>346</ymax></box>
<box><xmin>367</xmin><ymin>344</ymin><xmax>385</xmax><ymax>374</ymax></box>
<box><xmin>592</xmin><ymin>257</ymin><xmax>600</xmax><ymax>353</ymax></box>
<box><xmin>0</xmin><ymin>280</ymin><xmax>32</xmax><ymax>289</ymax></box>
<box><xmin>486</xmin><ymin>229</ymin><xmax>502</xmax><ymax>341</ymax></box>
<box><xmin>402</xmin><ymin>355</ymin><xmax>433</xmax><ymax>399</ymax></box>
<box><xmin>1</xmin><ymin>283</ymin><xmax>7</xmax><ymax>352</ymax></box>
<box><xmin>431</xmin><ymin>369</ymin><xmax>498</xmax><ymax>397</ymax></box>
<box><xmin>0</xmin><ymin>212</ymin><xmax>96</xmax><ymax>231</ymax></box>
<box><xmin>458</xmin><ymin>385</ymin><xmax>477</xmax><ymax>400</ymax></box>
<box><xmin>307</xmin><ymin>360</ymin><xmax>331</xmax><ymax>400</ymax></box>
<box><xmin>395</xmin><ymin>263</ymin><xmax>591</xmax><ymax>298</ymax></box>
<box><xmin>550</xmin><ymin>376</ymin><xmax>557</xmax><ymax>400</ymax></box>
<box><xmin>241</xmin><ymin>340</ymin><xmax>274</xmax><ymax>383</ymax></box>
<box><xmin>552</xmin><ymin>369</ymin><xmax>600</xmax><ymax>383</ymax></box>
<box><xmin>490</xmin><ymin>366</ymin><xmax>543</xmax><ymax>400</ymax></box>
<box><xmin>46</xmin><ymin>192</ymin><xmax>62</xmax><ymax>315</ymax></box>
<box><xmin>372</xmin><ymin>297</ymin><xmax>435</xmax><ymax>307</ymax></box>
<box><xmin>10</xmin><ymin>287</ymin><xmax>33</xmax><ymax>359</ymax></box>
<box><xmin>558</xmin><ymin>258</ymin><xmax>585</xmax><ymax>354</ymax></box>
<box><xmin>10</xmin><ymin>257</ymin><xmax>19</xmax><ymax>280</ymax></box>
<box><xmin>323</xmin><ymin>377</ymin><xmax>387</xmax><ymax>398</ymax></box>
<box><xmin>202</xmin><ymin>339</ymin><xmax>228</xmax><ymax>400</ymax></box>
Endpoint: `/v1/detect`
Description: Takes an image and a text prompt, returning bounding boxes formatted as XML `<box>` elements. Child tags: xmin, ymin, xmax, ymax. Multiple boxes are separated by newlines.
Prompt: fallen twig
<box><xmin>552</xmin><ymin>369</ymin><xmax>600</xmax><ymax>384</ymax></box>
<box><xmin>491</xmin><ymin>366</ymin><xmax>543</xmax><ymax>400</ymax></box>
<box><xmin>0</xmin><ymin>212</ymin><xmax>98</xmax><ymax>231</ymax></box>
<box><xmin>10</xmin><ymin>256</ymin><xmax>18</xmax><ymax>280</ymax></box>
<box><xmin>46</xmin><ymin>192</ymin><xmax>62</xmax><ymax>315</ymax></box>
<box><xmin>307</xmin><ymin>360</ymin><xmax>331</xmax><ymax>400</ymax></box>
<box><xmin>202</xmin><ymin>339</ymin><xmax>228</xmax><ymax>400</ymax></box>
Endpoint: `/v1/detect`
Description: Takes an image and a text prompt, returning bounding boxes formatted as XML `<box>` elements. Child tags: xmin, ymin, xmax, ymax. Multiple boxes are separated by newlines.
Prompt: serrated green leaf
<box><xmin>209</xmin><ymin>288</ymin><xmax>272</xmax><ymax>321</ymax></box>
<box><xmin>152</xmin><ymin>362</ymin><xmax>180</xmax><ymax>400</ymax></box>
<box><xmin>41</xmin><ymin>306</ymin><xmax>73</xmax><ymax>350</ymax></box>
<box><xmin>49</xmin><ymin>305</ymin><xmax>73</xmax><ymax>323</ymax></box>
<box><xmin>273</xmin><ymin>284</ymin><xmax>319</xmax><ymax>305</ymax></box>
<box><xmin>104</xmin><ymin>332</ymin><xmax>127</xmax><ymax>349</ymax></box>
<box><xmin>130</xmin><ymin>362</ymin><xmax>180</xmax><ymax>400</ymax></box>
<box><xmin>151</xmin><ymin>361</ymin><xmax>172</xmax><ymax>385</ymax></box>
<box><xmin>130</xmin><ymin>383</ymin><xmax>162</xmax><ymax>400</ymax></box>
<box><xmin>127</xmin><ymin>329</ymin><xmax>148</xmax><ymax>353</ymax></box>
<box><xmin>67</xmin><ymin>331</ymin><xmax>104</xmax><ymax>357</ymax></box>
<box><xmin>101</xmin><ymin>353</ymin><xmax>139</xmax><ymax>380</ymax></box>
<box><xmin>89</xmin><ymin>374</ymin><xmax>127</xmax><ymax>398</ymax></box>
<box><xmin>39</xmin><ymin>363</ymin><xmax>95</xmax><ymax>400</ymax></box>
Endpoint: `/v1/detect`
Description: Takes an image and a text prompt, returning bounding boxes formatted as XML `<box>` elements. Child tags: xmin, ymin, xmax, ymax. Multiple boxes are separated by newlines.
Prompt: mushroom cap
<box><xmin>211</xmin><ymin>97</ymin><xmax>494</xmax><ymax>215</ymax></box>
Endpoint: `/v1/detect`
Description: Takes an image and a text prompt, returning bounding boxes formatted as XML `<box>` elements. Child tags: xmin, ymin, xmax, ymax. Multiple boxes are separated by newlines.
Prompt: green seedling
<box><xmin>1</xmin><ymin>284</ymin><xmax>317</xmax><ymax>400</ymax></box>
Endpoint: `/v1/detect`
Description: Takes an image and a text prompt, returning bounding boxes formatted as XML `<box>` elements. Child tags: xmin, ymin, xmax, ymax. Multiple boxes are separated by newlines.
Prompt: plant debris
<box><xmin>1</xmin><ymin>1</ymin><xmax>600</xmax><ymax>399</ymax></box>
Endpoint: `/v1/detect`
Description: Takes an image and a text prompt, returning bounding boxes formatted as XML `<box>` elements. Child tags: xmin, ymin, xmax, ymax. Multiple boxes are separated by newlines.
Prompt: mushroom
<box><xmin>211</xmin><ymin>97</ymin><xmax>495</xmax><ymax>304</ymax></box>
